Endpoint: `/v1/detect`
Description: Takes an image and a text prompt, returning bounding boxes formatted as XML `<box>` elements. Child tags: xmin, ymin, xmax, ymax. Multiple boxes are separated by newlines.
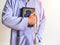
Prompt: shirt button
<box><xmin>39</xmin><ymin>40</ymin><xmax>41</xmax><ymax>42</ymax></box>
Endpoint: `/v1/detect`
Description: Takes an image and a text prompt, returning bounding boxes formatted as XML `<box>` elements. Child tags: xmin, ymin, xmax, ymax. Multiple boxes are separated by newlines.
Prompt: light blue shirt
<box><xmin>2</xmin><ymin>0</ymin><xmax>45</xmax><ymax>45</ymax></box>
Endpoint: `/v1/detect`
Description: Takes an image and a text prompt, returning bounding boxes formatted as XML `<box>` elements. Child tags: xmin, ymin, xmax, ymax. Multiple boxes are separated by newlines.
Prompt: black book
<box><xmin>20</xmin><ymin>7</ymin><xmax>35</xmax><ymax>17</ymax></box>
<box><xmin>20</xmin><ymin>7</ymin><xmax>35</xmax><ymax>27</ymax></box>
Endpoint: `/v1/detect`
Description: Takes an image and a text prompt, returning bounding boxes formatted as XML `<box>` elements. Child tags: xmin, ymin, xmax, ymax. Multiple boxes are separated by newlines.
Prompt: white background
<box><xmin>0</xmin><ymin>0</ymin><xmax>60</xmax><ymax>45</ymax></box>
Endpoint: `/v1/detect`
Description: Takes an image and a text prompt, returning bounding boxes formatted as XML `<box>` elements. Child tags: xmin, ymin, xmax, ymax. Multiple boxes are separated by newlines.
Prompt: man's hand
<box><xmin>28</xmin><ymin>12</ymin><xmax>37</xmax><ymax>26</ymax></box>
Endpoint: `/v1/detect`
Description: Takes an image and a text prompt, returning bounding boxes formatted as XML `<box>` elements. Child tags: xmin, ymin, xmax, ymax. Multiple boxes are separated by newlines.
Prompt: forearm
<box><xmin>2</xmin><ymin>15</ymin><xmax>28</xmax><ymax>30</ymax></box>
<box><xmin>2</xmin><ymin>0</ymin><xmax>28</xmax><ymax>30</ymax></box>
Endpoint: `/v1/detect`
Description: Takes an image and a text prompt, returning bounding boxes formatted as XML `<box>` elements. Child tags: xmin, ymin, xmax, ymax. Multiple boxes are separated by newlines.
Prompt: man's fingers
<box><xmin>31</xmin><ymin>12</ymin><xmax>35</xmax><ymax>16</ymax></box>
<box><xmin>29</xmin><ymin>12</ymin><xmax>35</xmax><ymax>18</ymax></box>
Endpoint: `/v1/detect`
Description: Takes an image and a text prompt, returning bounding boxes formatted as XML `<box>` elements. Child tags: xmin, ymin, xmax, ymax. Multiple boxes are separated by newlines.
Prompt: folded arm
<box><xmin>2</xmin><ymin>0</ymin><xmax>28</xmax><ymax>30</ymax></box>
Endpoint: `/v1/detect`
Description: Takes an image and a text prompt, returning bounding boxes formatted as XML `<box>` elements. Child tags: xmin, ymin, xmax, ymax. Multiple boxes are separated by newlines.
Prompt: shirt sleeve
<box><xmin>36</xmin><ymin>1</ymin><xmax>46</xmax><ymax>42</ymax></box>
<box><xmin>2</xmin><ymin>0</ymin><xmax>28</xmax><ymax>30</ymax></box>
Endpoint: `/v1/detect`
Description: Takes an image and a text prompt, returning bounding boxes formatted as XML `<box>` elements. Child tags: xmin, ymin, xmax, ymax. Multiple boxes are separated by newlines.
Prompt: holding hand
<box><xmin>28</xmin><ymin>12</ymin><xmax>37</xmax><ymax>26</ymax></box>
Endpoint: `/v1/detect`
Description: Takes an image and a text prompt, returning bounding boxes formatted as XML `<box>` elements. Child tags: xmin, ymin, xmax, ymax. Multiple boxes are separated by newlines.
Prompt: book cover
<box><xmin>20</xmin><ymin>7</ymin><xmax>35</xmax><ymax>27</ymax></box>
<box><xmin>20</xmin><ymin>7</ymin><xmax>35</xmax><ymax>17</ymax></box>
